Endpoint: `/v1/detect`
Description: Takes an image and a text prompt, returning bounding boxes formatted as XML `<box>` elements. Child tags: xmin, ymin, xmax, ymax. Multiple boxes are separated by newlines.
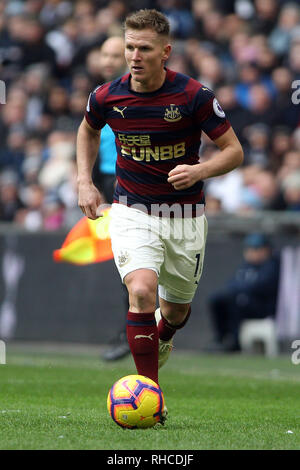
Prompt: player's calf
<box><xmin>155</xmin><ymin>307</ymin><xmax>191</xmax><ymax>368</ymax></box>
<box><xmin>126</xmin><ymin>310</ymin><xmax>159</xmax><ymax>383</ymax></box>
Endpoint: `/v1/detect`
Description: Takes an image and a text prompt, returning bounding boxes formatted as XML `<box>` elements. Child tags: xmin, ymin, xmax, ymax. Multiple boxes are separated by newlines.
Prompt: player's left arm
<box><xmin>168</xmin><ymin>126</ymin><xmax>244</xmax><ymax>190</ymax></box>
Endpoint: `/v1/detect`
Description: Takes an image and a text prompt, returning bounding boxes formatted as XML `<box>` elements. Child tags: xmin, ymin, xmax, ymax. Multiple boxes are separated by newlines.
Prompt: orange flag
<box><xmin>53</xmin><ymin>208</ymin><xmax>113</xmax><ymax>265</ymax></box>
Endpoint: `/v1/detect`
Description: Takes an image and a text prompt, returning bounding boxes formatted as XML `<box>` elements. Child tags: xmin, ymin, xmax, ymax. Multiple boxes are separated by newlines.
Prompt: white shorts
<box><xmin>109</xmin><ymin>203</ymin><xmax>208</xmax><ymax>303</ymax></box>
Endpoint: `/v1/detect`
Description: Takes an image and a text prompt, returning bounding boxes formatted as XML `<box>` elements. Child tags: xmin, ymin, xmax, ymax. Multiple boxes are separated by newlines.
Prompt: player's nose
<box><xmin>132</xmin><ymin>48</ymin><xmax>141</xmax><ymax>61</ymax></box>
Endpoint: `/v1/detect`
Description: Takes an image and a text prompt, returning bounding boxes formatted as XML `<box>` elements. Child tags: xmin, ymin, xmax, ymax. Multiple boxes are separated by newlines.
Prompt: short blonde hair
<box><xmin>124</xmin><ymin>9</ymin><xmax>170</xmax><ymax>37</ymax></box>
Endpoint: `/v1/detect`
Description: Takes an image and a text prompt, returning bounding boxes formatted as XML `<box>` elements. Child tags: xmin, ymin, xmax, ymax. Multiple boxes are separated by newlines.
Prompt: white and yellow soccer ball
<box><xmin>107</xmin><ymin>375</ymin><xmax>165</xmax><ymax>429</ymax></box>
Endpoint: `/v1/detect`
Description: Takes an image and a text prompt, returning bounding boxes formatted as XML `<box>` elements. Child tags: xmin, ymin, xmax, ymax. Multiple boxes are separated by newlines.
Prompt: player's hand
<box><xmin>78</xmin><ymin>182</ymin><xmax>103</xmax><ymax>219</ymax></box>
<box><xmin>167</xmin><ymin>165</ymin><xmax>199</xmax><ymax>190</ymax></box>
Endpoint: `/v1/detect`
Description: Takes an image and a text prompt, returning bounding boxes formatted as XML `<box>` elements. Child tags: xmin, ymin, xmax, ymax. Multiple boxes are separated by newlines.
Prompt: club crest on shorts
<box><xmin>118</xmin><ymin>250</ymin><xmax>130</xmax><ymax>267</ymax></box>
<box><xmin>164</xmin><ymin>104</ymin><xmax>182</xmax><ymax>122</ymax></box>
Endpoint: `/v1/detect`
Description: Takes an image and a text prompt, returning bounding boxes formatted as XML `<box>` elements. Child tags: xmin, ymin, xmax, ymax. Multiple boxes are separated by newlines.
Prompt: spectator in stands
<box><xmin>271</xmin><ymin>67</ymin><xmax>299</xmax><ymax>130</ymax></box>
<box><xmin>269</xmin><ymin>2</ymin><xmax>300</xmax><ymax>56</ymax></box>
<box><xmin>14</xmin><ymin>182</ymin><xmax>45</xmax><ymax>231</ymax></box>
<box><xmin>68</xmin><ymin>89</ymin><xmax>88</xmax><ymax>131</ymax></box>
<box><xmin>281</xmin><ymin>171</ymin><xmax>300</xmax><ymax>211</ymax></box>
<box><xmin>247</xmin><ymin>83</ymin><xmax>275</xmax><ymax>127</ymax></box>
<box><xmin>252</xmin><ymin>0</ymin><xmax>279</xmax><ymax>35</ymax></box>
<box><xmin>277</xmin><ymin>150</ymin><xmax>300</xmax><ymax>184</ymax></box>
<box><xmin>269</xmin><ymin>126</ymin><xmax>293</xmax><ymax>172</ymax></box>
<box><xmin>38</xmin><ymin>130</ymin><xmax>76</xmax><ymax>193</ymax></box>
<box><xmin>85</xmin><ymin>47</ymin><xmax>105</xmax><ymax>89</ymax></box>
<box><xmin>0</xmin><ymin>170</ymin><xmax>24</xmax><ymax>222</ymax></box>
<box><xmin>196</xmin><ymin>53</ymin><xmax>224</xmax><ymax>89</ymax></box>
<box><xmin>23</xmin><ymin>64</ymin><xmax>50</xmax><ymax>132</ymax></box>
<box><xmin>243</xmin><ymin>123</ymin><xmax>270</xmax><ymax>167</ymax></box>
<box><xmin>71</xmin><ymin>25</ymin><xmax>100</xmax><ymax>71</ymax></box>
<box><xmin>44</xmin><ymin>86</ymin><xmax>70</xmax><ymax>127</ymax></box>
<box><xmin>207</xmin><ymin>233</ymin><xmax>280</xmax><ymax>352</ymax></box>
<box><xmin>288</xmin><ymin>39</ymin><xmax>300</xmax><ymax>77</ymax></box>
<box><xmin>0</xmin><ymin>126</ymin><xmax>25</xmax><ymax>178</ymax></box>
<box><xmin>166</xmin><ymin>52</ymin><xmax>190</xmax><ymax>75</ymax></box>
<box><xmin>21</xmin><ymin>135</ymin><xmax>43</xmax><ymax>186</ymax></box>
<box><xmin>1</xmin><ymin>0</ymin><xmax>300</xmax><ymax>228</ymax></box>
<box><xmin>215</xmin><ymin>85</ymin><xmax>249</xmax><ymax>145</ymax></box>
<box><xmin>19</xmin><ymin>14</ymin><xmax>57</xmax><ymax>74</ymax></box>
<box><xmin>239</xmin><ymin>168</ymin><xmax>280</xmax><ymax>212</ymax></box>
<box><xmin>157</xmin><ymin>0</ymin><xmax>195</xmax><ymax>39</ymax></box>
<box><xmin>0</xmin><ymin>13</ymin><xmax>26</xmax><ymax>81</ymax></box>
<box><xmin>205</xmin><ymin>166</ymin><xmax>244</xmax><ymax>214</ymax></box>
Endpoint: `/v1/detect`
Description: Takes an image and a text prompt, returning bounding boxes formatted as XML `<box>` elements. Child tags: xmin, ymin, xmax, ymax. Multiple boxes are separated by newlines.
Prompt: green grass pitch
<box><xmin>0</xmin><ymin>343</ymin><xmax>299</xmax><ymax>450</ymax></box>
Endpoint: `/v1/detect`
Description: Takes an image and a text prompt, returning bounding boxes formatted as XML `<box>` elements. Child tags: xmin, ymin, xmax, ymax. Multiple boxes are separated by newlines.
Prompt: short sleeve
<box><xmin>193</xmin><ymin>87</ymin><xmax>231</xmax><ymax>140</ymax></box>
<box><xmin>84</xmin><ymin>85</ymin><xmax>107</xmax><ymax>130</ymax></box>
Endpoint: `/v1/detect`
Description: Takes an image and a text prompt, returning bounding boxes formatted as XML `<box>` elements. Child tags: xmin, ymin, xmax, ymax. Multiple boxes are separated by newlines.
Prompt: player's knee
<box><xmin>125</xmin><ymin>270</ymin><xmax>157</xmax><ymax>311</ymax></box>
<box><xmin>129</xmin><ymin>282</ymin><xmax>156</xmax><ymax>307</ymax></box>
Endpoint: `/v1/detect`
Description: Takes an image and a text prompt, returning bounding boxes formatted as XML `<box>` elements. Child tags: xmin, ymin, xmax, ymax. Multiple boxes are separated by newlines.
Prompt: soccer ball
<box><xmin>107</xmin><ymin>374</ymin><xmax>165</xmax><ymax>429</ymax></box>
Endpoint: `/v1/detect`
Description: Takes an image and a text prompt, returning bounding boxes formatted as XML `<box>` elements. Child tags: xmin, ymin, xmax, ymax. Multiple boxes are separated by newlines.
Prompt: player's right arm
<box><xmin>76</xmin><ymin>117</ymin><xmax>102</xmax><ymax>220</ymax></box>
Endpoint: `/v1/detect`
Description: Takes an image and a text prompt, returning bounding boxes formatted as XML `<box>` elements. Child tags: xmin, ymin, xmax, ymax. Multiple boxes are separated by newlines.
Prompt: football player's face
<box><xmin>125</xmin><ymin>28</ymin><xmax>171</xmax><ymax>87</ymax></box>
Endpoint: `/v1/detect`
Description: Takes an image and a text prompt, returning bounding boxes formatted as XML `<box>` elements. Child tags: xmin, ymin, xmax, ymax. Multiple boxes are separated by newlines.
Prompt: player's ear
<box><xmin>162</xmin><ymin>43</ymin><xmax>172</xmax><ymax>62</ymax></box>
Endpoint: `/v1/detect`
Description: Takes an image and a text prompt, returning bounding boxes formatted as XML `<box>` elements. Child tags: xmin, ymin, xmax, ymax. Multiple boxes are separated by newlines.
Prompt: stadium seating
<box><xmin>239</xmin><ymin>317</ymin><xmax>278</xmax><ymax>357</ymax></box>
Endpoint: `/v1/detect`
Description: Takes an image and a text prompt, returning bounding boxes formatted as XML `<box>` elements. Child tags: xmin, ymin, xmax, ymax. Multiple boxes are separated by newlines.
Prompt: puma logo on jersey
<box><xmin>134</xmin><ymin>333</ymin><xmax>154</xmax><ymax>341</ymax></box>
<box><xmin>113</xmin><ymin>106</ymin><xmax>127</xmax><ymax>118</ymax></box>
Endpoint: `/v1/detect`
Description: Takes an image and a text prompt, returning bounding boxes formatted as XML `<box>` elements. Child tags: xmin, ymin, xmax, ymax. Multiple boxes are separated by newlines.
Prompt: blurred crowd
<box><xmin>0</xmin><ymin>0</ymin><xmax>300</xmax><ymax>231</ymax></box>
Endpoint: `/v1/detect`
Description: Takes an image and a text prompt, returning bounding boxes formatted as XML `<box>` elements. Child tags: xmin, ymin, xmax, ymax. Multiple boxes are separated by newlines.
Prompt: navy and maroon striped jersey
<box><xmin>85</xmin><ymin>68</ymin><xmax>231</xmax><ymax>213</ymax></box>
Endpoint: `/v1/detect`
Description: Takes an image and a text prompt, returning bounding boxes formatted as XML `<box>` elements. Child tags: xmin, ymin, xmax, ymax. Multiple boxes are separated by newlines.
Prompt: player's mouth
<box><xmin>131</xmin><ymin>66</ymin><xmax>144</xmax><ymax>72</ymax></box>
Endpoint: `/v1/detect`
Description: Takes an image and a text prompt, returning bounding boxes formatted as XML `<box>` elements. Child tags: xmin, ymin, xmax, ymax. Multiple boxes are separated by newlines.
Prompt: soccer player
<box><xmin>77</xmin><ymin>10</ymin><xmax>243</xmax><ymax>389</ymax></box>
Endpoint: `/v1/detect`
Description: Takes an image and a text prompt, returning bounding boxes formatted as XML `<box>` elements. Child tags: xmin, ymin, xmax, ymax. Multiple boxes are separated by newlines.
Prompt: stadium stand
<box><xmin>1</xmin><ymin>0</ymin><xmax>300</xmax><ymax>227</ymax></box>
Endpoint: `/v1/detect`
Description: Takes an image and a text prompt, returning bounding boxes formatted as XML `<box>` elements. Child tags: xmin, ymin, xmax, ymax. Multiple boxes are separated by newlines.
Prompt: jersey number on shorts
<box><xmin>194</xmin><ymin>253</ymin><xmax>201</xmax><ymax>284</ymax></box>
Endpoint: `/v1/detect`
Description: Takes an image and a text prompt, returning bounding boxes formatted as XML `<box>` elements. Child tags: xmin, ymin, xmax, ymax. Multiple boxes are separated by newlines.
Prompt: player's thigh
<box><xmin>159</xmin><ymin>215</ymin><xmax>208</xmax><ymax>302</ymax></box>
<box><xmin>109</xmin><ymin>203</ymin><xmax>164</xmax><ymax>282</ymax></box>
